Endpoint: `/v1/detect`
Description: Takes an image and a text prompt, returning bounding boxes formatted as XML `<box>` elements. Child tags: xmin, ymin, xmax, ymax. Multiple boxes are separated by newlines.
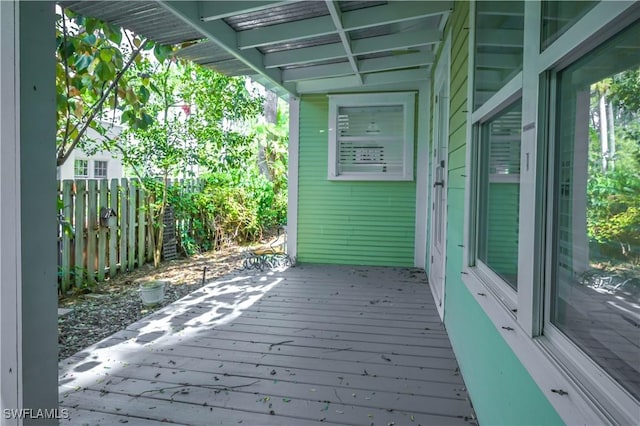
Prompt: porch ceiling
<box><xmin>60</xmin><ymin>1</ymin><xmax>453</xmax><ymax>96</ymax></box>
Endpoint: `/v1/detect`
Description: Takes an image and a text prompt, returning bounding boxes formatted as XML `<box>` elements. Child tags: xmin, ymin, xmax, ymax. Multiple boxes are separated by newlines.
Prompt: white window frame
<box><xmin>462</xmin><ymin>1</ymin><xmax>640</xmax><ymax>425</ymax></box>
<box><xmin>471</xmin><ymin>88</ymin><xmax>523</xmax><ymax>311</ymax></box>
<box><xmin>93</xmin><ymin>159</ymin><xmax>108</xmax><ymax>179</ymax></box>
<box><xmin>74</xmin><ymin>158</ymin><xmax>88</xmax><ymax>178</ymax></box>
<box><xmin>327</xmin><ymin>92</ymin><xmax>415</xmax><ymax>181</ymax></box>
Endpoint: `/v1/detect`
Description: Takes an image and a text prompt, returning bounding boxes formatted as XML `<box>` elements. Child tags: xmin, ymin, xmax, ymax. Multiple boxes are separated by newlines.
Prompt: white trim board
<box><xmin>427</xmin><ymin>29</ymin><xmax>451</xmax><ymax>321</ymax></box>
<box><xmin>414</xmin><ymin>80</ymin><xmax>430</xmax><ymax>268</ymax></box>
<box><xmin>0</xmin><ymin>1</ymin><xmax>22</xmax><ymax>421</ymax></box>
<box><xmin>286</xmin><ymin>97</ymin><xmax>300</xmax><ymax>260</ymax></box>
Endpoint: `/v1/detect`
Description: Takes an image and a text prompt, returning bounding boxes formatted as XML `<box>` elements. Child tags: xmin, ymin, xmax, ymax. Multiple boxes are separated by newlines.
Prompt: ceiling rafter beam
<box><xmin>238</xmin><ymin>15</ymin><xmax>336</xmax><ymax>49</ymax></box>
<box><xmin>362</xmin><ymin>68</ymin><xmax>428</xmax><ymax>86</ymax></box>
<box><xmin>199</xmin><ymin>1</ymin><xmax>291</xmax><ymax>22</ymax></box>
<box><xmin>265</xmin><ymin>28</ymin><xmax>441</xmax><ymax>69</ymax></box>
<box><xmin>358</xmin><ymin>51</ymin><xmax>434</xmax><ymax>74</ymax></box>
<box><xmin>324</xmin><ymin>0</ymin><xmax>361</xmax><ymax>85</ymax></box>
<box><xmin>157</xmin><ymin>1</ymin><xmax>288</xmax><ymax>95</ymax></box>
<box><xmin>282</xmin><ymin>62</ymin><xmax>354</xmax><ymax>82</ymax></box>
<box><xmin>351</xmin><ymin>29</ymin><xmax>442</xmax><ymax>56</ymax></box>
<box><xmin>341</xmin><ymin>0</ymin><xmax>452</xmax><ymax>30</ymax></box>
<box><xmin>295</xmin><ymin>68</ymin><xmax>428</xmax><ymax>93</ymax></box>
<box><xmin>238</xmin><ymin>0</ymin><xmax>453</xmax><ymax>49</ymax></box>
<box><xmin>264</xmin><ymin>42</ymin><xmax>346</xmax><ymax>68</ymax></box>
<box><xmin>296</xmin><ymin>74</ymin><xmax>361</xmax><ymax>93</ymax></box>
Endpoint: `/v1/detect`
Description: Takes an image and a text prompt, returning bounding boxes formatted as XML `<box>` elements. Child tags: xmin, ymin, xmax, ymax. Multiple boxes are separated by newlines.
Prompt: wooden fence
<box><xmin>57</xmin><ymin>178</ymin><xmax>205</xmax><ymax>293</ymax></box>
<box><xmin>57</xmin><ymin>178</ymin><xmax>150</xmax><ymax>293</ymax></box>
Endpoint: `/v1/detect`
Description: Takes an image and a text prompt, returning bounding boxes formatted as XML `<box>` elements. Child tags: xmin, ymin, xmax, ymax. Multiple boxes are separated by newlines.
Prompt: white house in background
<box><xmin>57</xmin><ymin>123</ymin><xmax>125</xmax><ymax>180</ymax></box>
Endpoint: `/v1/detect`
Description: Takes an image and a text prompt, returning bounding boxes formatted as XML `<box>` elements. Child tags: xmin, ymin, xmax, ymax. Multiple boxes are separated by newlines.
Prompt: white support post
<box><xmin>414</xmin><ymin>81</ymin><xmax>430</xmax><ymax>268</ymax></box>
<box><xmin>0</xmin><ymin>2</ymin><xmax>23</xmax><ymax>422</ymax></box>
<box><xmin>286</xmin><ymin>97</ymin><xmax>300</xmax><ymax>259</ymax></box>
<box><xmin>18</xmin><ymin>2</ymin><xmax>58</xmax><ymax>423</ymax></box>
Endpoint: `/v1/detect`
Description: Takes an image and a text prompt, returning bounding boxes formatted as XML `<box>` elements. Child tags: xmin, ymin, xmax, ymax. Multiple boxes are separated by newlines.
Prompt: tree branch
<box><xmin>133</xmin><ymin>380</ymin><xmax>260</xmax><ymax>398</ymax></box>
<box><xmin>57</xmin><ymin>8</ymin><xmax>73</xmax><ymax>163</ymax></box>
<box><xmin>57</xmin><ymin>38</ymin><xmax>150</xmax><ymax>167</ymax></box>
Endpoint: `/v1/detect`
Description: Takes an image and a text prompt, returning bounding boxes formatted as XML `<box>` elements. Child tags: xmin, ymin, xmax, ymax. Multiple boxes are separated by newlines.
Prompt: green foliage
<box><xmin>112</xmin><ymin>58</ymin><xmax>285</xmax><ymax>260</ymax></box>
<box><xmin>55</xmin><ymin>7</ymin><xmax>166</xmax><ymax>166</ymax></box>
<box><xmin>587</xmin><ymin>167</ymin><xmax>640</xmax><ymax>247</ymax></box>
<box><xmin>56</xmin><ymin>13</ymin><xmax>287</xmax><ymax>262</ymax></box>
<box><xmin>610</xmin><ymin>68</ymin><xmax>640</xmax><ymax>115</ymax></box>
<box><xmin>164</xmin><ymin>170</ymin><xmax>286</xmax><ymax>257</ymax></box>
<box><xmin>587</xmin><ymin>81</ymin><xmax>640</xmax><ymax>262</ymax></box>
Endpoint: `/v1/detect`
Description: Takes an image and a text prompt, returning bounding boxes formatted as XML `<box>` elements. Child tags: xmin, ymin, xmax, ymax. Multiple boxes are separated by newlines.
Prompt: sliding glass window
<box><xmin>550</xmin><ymin>20</ymin><xmax>640</xmax><ymax>400</ymax></box>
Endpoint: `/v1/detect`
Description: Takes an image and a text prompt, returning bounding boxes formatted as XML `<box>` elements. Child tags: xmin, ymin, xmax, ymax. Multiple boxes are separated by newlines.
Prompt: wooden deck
<box><xmin>59</xmin><ymin>264</ymin><xmax>476</xmax><ymax>425</ymax></box>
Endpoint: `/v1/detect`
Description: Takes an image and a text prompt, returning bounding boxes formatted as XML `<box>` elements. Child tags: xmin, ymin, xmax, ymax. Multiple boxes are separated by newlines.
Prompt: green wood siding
<box><xmin>297</xmin><ymin>94</ymin><xmax>416</xmax><ymax>266</ymax></box>
<box><xmin>439</xmin><ymin>2</ymin><xmax>564</xmax><ymax>425</ymax></box>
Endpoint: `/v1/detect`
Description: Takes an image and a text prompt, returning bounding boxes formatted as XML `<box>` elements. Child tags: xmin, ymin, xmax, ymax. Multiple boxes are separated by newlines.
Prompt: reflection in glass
<box><xmin>541</xmin><ymin>1</ymin><xmax>597</xmax><ymax>50</ymax></box>
<box><xmin>474</xmin><ymin>1</ymin><xmax>523</xmax><ymax>110</ymax></box>
<box><xmin>552</xmin><ymin>21</ymin><xmax>640</xmax><ymax>400</ymax></box>
<box><xmin>477</xmin><ymin>100</ymin><xmax>522</xmax><ymax>289</ymax></box>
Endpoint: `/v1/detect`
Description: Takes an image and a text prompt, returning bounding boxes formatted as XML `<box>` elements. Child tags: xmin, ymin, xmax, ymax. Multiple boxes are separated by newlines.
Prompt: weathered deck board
<box><xmin>59</xmin><ymin>264</ymin><xmax>476</xmax><ymax>425</ymax></box>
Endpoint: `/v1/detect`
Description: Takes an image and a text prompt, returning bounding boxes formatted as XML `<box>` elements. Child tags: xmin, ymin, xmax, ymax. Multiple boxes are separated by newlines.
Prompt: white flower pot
<box><xmin>139</xmin><ymin>280</ymin><xmax>166</xmax><ymax>306</ymax></box>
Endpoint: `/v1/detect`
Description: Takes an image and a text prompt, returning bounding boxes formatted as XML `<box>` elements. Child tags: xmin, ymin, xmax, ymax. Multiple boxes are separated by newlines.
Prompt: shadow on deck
<box><xmin>59</xmin><ymin>264</ymin><xmax>476</xmax><ymax>425</ymax></box>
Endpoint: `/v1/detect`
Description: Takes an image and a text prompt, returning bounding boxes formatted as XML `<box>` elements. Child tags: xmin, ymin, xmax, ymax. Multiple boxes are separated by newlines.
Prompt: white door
<box><xmin>429</xmin><ymin>79</ymin><xmax>449</xmax><ymax>319</ymax></box>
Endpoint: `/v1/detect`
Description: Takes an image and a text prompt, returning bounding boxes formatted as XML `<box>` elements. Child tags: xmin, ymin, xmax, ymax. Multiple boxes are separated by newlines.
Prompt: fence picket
<box><xmin>86</xmin><ymin>180</ymin><xmax>98</xmax><ymax>285</ymax></box>
<box><xmin>57</xmin><ymin>177</ymin><xmax>202</xmax><ymax>292</ymax></box>
<box><xmin>97</xmin><ymin>179</ymin><xmax>108</xmax><ymax>281</ymax></box>
<box><xmin>61</xmin><ymin>180</ymin><xmax>73</xmax><ymax>292</ymax></box>
<box><xmin>74</xmin><ymin>180</ymin><xmax>86</xmax><ymax>288</ymax></box>
<box><xmin>120</xmin><ymin>178</ymin><xmax>128</xmax><ymax>273</ymax></box>
<box><xmin>128</xmin><ymin>179</ymin><xmax>136</xmax><ymax>270</ymax></box>
<box><xmin>109</xmin><ymin>179</ymin><xmax>118</xmax><ymax>277</ymax></box>
<box><xmin>137</xmin><ymin>185</ymin><xmax>146</xmax><ymax>267</ymax></box>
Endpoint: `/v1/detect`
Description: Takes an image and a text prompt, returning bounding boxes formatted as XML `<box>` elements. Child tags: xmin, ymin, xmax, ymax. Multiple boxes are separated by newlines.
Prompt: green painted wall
<box><xmin>297</xmin><ymin>94</ymin><xmax>416</xmax><ymax>266</ymax></box>
<box><xmin>439</xmin><ymin>2</ymin><xmax>564</xmax><ymax>425</ymax></box>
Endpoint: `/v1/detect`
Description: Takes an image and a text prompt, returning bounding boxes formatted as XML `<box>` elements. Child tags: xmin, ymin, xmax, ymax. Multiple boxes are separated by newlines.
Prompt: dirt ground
<box><xmin>57</xmin><ymin>240</ymin><xmax>273</xmax><ymax>360</ymax></box>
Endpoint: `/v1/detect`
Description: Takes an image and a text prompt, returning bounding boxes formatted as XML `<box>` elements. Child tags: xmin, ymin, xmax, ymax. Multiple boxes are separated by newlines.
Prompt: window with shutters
<box><xmin>328</xmin><ymin>93</ymin><xmax>415</xmax><ymax>181</ymax></box>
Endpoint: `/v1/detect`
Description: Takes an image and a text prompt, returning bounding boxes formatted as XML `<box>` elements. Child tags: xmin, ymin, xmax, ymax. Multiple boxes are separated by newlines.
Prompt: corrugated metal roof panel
<box><xmin>280</xmin><ymin>58</ymin><xmax>350</xmax><ymax>70</ymax></box>
<box><xmin>339</xmin><ymin>1</ymin><xmax>387</xmax><ymax>13</ymax></box>
<box><xmin>349</xmin><ymin>15</ymin><xmax>441</xmax><ymax>40</ymax></box>
<box><xmin>355</xmin><ymin>45</ymin><xmax>432</xmax><ymax>61</ymax></box>
<box><xmin>259</xmin><ymin>34</ymin><xmax>342</xmax><ymax>54</ymax></box>
<box><xmin>201</xmin><ymin>59</ymin><xmax>254</xmax><ymax>77</ymax></box>
<box><xmin>174</xmin><ymin>41</ymin><xmax>234</xmax><ymax>64</ymax></box>
<box><xmin>60</xmin><ymin>1</ymin><xmax>203</xmax><ymax>45</ymax></box>
<box><xmin>224</xmin><ymin>1</ymin><xmax>329</xmax><ymax>31</ymax></box>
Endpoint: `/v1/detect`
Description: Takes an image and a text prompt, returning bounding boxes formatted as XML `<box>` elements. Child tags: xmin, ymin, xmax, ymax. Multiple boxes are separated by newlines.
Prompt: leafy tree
<box><xmin>55</xmin><ymin>7</ymin><xmax>172</xmax><ymax>166</ymax></box>
<box><xmin>587</xmin><ymin>69</ymin><xmax>640</xmax><ymax>262</ymax></box>
<box><xmin>108</xmin><ymin>59</ymin><xmax>263</xmax><ymax>266</ymax></box>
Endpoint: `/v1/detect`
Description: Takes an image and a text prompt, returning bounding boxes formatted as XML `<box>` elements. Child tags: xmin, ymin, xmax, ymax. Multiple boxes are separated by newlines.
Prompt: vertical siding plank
<box><xmin>74</xmin><ymin>180</ymin><xmax>86</xmax><ymax>288</ymax></box>
<box><xmin>109</xmin><ymin>178</ymin><xmax>118</xmax><ymax>278</ymax></box>
<box><xmin>61</xmin><ymin>180</ymin><xmax>73</xmax><ymax>292</ymax></box>
<box><xmin>137</xmin><ymin>185</ymin><xmax>146</xmax><ymax>268</ymax></box>
<box><xmin>128</xmin><ymin>179</ymin><xmax>136</xmax><ymax>270</ymax></box>
<box><xmin>97</xmin><ymin>179</ymin><xmax>108</xmax><ymax>281</ymax></box>
<box><xmin>120</xmin><ymin>178</ymin><xmax>128</xmax><ymax>273</ymax></box>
